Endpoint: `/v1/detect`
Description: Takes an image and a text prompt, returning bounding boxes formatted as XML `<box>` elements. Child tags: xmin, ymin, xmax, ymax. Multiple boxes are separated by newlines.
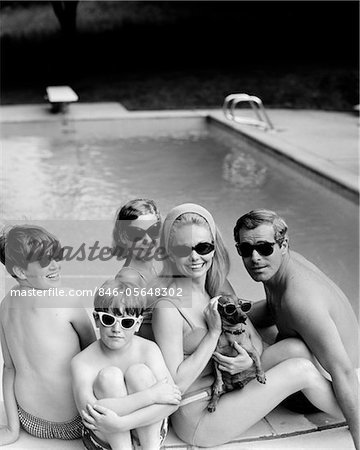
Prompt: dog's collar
<box><xmin>224</xmin><ymin>328</ymin><xmax>245</xmax><ymax>335</ymax></box>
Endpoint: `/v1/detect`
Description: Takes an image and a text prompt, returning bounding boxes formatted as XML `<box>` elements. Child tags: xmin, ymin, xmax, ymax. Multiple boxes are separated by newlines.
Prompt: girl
<box><xmin>111</xmin><ymin>199</ymin><xmax>162</xmax><ymax>340</ymax></box>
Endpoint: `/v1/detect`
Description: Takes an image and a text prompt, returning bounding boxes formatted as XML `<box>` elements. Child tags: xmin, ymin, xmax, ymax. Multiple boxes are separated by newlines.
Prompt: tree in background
<box><xmin>50</xmin><ymin>1</ymin><xmax>79</xmax><ymax>37</ymax></box>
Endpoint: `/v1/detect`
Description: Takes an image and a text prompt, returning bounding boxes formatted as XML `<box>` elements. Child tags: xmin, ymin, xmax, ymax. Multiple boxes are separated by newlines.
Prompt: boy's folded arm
<box><xmin>0</xmin><ymin>323</ymin><xmax>20</xmax><ymax>444</ymax></box>
<box><xmin>95</xmin><ymin>388</ymin><xmax>155</xmax><ymax>414</ymax></box>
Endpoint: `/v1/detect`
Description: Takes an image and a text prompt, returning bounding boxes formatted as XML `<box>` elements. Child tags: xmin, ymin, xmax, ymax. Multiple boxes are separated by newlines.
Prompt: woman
<box><xmin>152</xmin><ymin>203</ymin><xmax>343</xmax><ymax>447</ymax></box>
<box><xmin>112</xmin><ymin>198</ymin><xmax>162</xmax><ymax>340</ymax></box>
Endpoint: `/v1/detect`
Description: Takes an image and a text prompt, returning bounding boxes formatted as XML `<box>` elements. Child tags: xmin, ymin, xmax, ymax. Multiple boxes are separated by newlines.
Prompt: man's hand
<box><xmin>213</xmin><ymin>342</ymin><xmax>253</xmax><ymax>375</ymax></box>
<box><xmin>0</xmin><ymin>425</ymin><xmax>19</xmax><ymax>446</ymax></box>
<box><xmin>149</xmin><ymin>378</ymin><xmax>182</xmax><ymax>405</ymax></box>
<box><xmin>82</xmin><ymin>404</ymin><xmax>123</xmax><ymax>435</ymax></box>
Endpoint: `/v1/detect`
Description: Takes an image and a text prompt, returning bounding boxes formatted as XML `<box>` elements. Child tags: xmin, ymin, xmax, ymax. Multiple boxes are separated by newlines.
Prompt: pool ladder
<box><xmin>223</xmin><ymin>94</ymin><xmax>275</xmax><ymax>131</ymax></box>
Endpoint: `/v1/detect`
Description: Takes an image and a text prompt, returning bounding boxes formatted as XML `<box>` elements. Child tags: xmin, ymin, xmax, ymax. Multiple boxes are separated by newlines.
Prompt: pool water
<box><xmin>1</xmin><ymin>117</ymin><xmax>358</xmax><ymax>314</ymax></box>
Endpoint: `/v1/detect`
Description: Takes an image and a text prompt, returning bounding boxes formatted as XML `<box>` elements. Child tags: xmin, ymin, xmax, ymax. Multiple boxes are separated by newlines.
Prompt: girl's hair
<box><xmin>111</xmin><ymin>198</ymin><xmax>161</xmax><ymax>260</ymax></box>
<box><xmin>234</xmin><ymin>209</ymin><xmax>288</xmax><ymax>246</ymax></box>
<box><xmin>0</xmin><ymin>225</ymin><xmax>61</xmax><ymax>278</ymax></box>
<box><xmin>94</xmin><ymin>278</ymin><xmax>145</xmax><ymax>317</ymax></box>
<box><xmin>160</xmin><ymin>213</ymin><xmax>230</xmax><ymax>297</ymax></box>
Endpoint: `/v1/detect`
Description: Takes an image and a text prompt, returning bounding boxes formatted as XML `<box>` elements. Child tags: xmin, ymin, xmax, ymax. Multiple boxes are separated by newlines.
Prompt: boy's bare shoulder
<box><xmin>134</xmin><ymin>335</ymin><xmax>161</xmax><ymax>355</ymax></box>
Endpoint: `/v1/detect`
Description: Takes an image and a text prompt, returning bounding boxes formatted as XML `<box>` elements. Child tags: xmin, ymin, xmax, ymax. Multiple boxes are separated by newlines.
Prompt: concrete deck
<box><xmin>0</xmin><ymin>103</ymin><xmax>358</xmax><ymax>449</ymax></box>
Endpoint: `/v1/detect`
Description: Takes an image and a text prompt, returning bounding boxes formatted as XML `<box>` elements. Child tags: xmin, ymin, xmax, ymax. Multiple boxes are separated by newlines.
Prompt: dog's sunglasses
<box><xmin>218</xmin><ymin>301</ymin><xmax>252</xmax><ymax>315</ymax></box>
<box><xmin>236</xmin><ymin>242</ymin><xmax>276</xmax><ymax>258</ymax></box>
<box><xmin>125</xmin><ymin>222</ymin><xmax>161</xmax><ymax>242</ymax></box>
<box><xmin>170</xmin><ymin>242</ymin><xmax>215</xmax><ymax>258</ymax></box>
<box><xmin>95</xmin><ymin>312</ymin><xmax>142</xmax><ymax>329</ymax></box>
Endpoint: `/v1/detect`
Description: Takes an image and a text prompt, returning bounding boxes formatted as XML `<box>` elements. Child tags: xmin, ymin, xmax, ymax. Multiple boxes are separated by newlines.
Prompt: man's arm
<box><xmin>0</xmin><ymin>320</ymin><xmax>20</xmax><ymax>445</ymax></box>
<box><xmin>288</xmin><ymin>298</ymin><xmax>359</xmax><ymax>449</ymax></box>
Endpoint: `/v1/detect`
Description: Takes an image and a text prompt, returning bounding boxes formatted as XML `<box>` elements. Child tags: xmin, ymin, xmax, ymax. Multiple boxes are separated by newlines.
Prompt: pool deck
<box><xmin>0</xmin><ymin>103</ymin><xmax>358</xmax><ymax>449</ymax></box>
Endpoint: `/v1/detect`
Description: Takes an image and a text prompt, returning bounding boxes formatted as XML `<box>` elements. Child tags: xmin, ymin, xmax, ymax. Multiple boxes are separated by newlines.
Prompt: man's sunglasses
<box><xmin>170</xmin><ymin>242</ymin><xmax>215</xmax><ymax>258</ymax></box>
<box><xmin>236</xmin><ymin>242</ymin><xmax>276</xmax><ymax>258</ymax></box>
<box><xmin>125</xmin><ymin>222</ymin><xmax>161</xmax><ymax>241</ymax></box>
<box><xmin>95</xmin><ymin>312</ymin><xmax>142</xmax><ymax>329</ymax></box>
<box><xmin>218</xmin><ymin>301</ymin><xmax>252</xmax><ymax>315</ymax></box>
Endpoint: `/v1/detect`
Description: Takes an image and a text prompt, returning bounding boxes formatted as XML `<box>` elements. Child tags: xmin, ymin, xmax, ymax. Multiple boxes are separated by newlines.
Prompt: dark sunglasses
<box><xmin>125</xmin><ymin>222</ymin><xmax>161</xmax><ymax>241</ymax></box>
<box><xmin>30</xmin><ymin>246</ymin><xmax>63</xmax><ymax>268</ymax></box>
<box><xmin>95</xmin><ymin>312</ymin><xmax>142</xmax><ymax>329</ymax></box>
<box><xmin>236</xmin><ymin>242</ymin><xmax>276</xmax><ymax>258</ymax></box>
<box><xmin>218</xmin><ymin>300</ymin><xmax>252</xmax><ymax>315</ymax></box>
<box><xmin>170</xmin><ymin>242</ymin><xmax>215</xmax><ymax>258</ymax></box>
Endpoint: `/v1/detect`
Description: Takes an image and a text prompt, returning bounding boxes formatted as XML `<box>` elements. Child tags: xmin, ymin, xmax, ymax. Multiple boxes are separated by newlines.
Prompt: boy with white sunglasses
<box><xmin>71</xmin><ymin>278</ymin><xmax>181</xmax><ymax>450</ymax></box>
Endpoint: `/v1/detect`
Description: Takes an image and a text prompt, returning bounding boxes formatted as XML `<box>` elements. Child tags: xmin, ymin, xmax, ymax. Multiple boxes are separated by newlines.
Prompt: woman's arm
<box><xmin>0</xmin><ymin>321</ymin><xmax>20</xmax><ymax>446</ymax></box>
<box><xmin>152</xmin><ymin>299</ymin><xmax>221</xmax><ymax>394</ymax></box>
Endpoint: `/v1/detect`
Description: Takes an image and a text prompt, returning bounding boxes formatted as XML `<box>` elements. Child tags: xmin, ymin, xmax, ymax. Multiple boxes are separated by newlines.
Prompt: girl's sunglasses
<box><xmin>236</xmin><ymin>242</ymin><xmax>276</xmax><ymax>258</ymax></box>
<box><xmin>170</xmin><ymin>242</ymin><xmax>215</xmax><ymax>258</ymax></box>
<box><xmin>125</xmin><ymin>222</ymin><xmax>161</xmax><ymax>241</ymax></box>
<box><xmin>95</xmin><ymin>312</ymin><xmax>142</xmax><ymax>329</ymax></box>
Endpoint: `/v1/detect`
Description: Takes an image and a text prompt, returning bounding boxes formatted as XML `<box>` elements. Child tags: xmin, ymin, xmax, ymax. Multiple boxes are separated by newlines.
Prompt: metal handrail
<box><xmin>223</xmin><ymin>93</ymin><xmax>275</xmax><ymax>131</ymax></box>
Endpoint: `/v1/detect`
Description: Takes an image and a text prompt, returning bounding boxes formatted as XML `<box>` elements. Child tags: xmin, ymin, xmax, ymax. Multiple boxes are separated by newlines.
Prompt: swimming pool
<box><xmin>1</xmin><ymin>115</ymin><xmax>358</xmax><ymax>315</ymax></box>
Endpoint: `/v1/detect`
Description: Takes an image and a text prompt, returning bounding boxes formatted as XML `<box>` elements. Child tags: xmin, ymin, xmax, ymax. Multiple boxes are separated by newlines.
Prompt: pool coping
<box><xmin>1</xmin><ymin>104</ymin><xmax>358</xmax><ymax>203</ymax></box>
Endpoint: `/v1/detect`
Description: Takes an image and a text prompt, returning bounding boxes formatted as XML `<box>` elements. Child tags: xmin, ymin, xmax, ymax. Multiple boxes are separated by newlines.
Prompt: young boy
<box><xmin>71</xmin><ymin>278</ymin><xmax>181</xmax><ymax>450</ymax></box>
<box><xmin>0</xmin><ymin>225</ymin><xmax>96</xmax><ymax>445</ymax></box>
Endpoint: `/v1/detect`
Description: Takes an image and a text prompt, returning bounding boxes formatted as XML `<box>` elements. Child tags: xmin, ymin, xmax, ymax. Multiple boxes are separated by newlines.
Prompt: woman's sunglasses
<box><xmin>95</xmin><ymin>312</ymin><xmax>142</xmax><ymax>329</ymax></box>
<box><xmin>170</xmin><ymin>242</ymin><xmax>215</xmax><ymax>258</ymax></box>
<box><xmin>125</xmin><ymin>222</ymin><xmax>161</xmax><ymax>242</ymax></box>
<box><xmin>235</xmin><ymin>242</ymin><xmax>276</xmax><ymax>258</ymax></box>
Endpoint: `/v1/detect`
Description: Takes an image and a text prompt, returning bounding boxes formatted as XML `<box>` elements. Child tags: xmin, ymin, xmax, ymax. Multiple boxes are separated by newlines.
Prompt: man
<box><xmin>233</xmin><ymin>209</ymin><xmax>359</xmax><ymax>450</ymax></box>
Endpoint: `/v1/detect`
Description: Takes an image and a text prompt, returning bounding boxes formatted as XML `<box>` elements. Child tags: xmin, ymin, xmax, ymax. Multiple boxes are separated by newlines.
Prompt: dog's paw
<box><xmin>207</xmin><ymin>403</ymin><xmax>217</xmax><ymax>413</ymax></box>
<box><xmin>257</xmin><ymin>372</ymin><xmax>266</xmax><ymax>384</ymax></box>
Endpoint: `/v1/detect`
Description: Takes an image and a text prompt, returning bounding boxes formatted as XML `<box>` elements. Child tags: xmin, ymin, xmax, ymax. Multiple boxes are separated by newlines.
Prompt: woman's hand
<box><xmin>204</xmin><ymin>296</ymin><xmax>222</xmax><ymax>337</ymax></box>
<box><xmin>82</xmin><ymin>404</ymin><xmax>123</xmax><ymax>434</ymax></box>
<box><xmin>0</xmin><ymin>425</ymin><xmax>19</xmax><ymax>446</ymax></box>
<box><xmin>213</xmin><ymin>342</ymin><xmax>253</xmax><ymax>375</ymax></box>
<box><xmin>149</xmin><ymin>378</ymin><xmax>182</xmax><ymax>405</ymax></box>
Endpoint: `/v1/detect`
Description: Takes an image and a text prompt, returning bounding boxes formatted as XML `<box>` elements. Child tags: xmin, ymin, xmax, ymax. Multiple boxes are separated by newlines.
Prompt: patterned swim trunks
<box><xmin>17</xmin><ymin>404</ymin><xmax>83</xmax><ymax>440</ymax></box>
<box><xmin>82</xmin><ymin>418</ymin><xmax>168</xmax><ymax>449</ymax></box>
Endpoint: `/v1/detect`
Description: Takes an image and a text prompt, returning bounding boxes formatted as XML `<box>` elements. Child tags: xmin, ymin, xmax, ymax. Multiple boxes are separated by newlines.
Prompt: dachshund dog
<box><xmin>208</xmin><ymin>294</ymin><xmax>266</xmax><ymax>413</ymax></box>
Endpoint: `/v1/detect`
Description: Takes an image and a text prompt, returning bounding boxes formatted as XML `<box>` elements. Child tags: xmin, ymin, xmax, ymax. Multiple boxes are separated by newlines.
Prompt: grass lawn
<box><xmin>1</xmin><ymin>1</ymin><xmax>358</xmax><ymax>110</ymax></box>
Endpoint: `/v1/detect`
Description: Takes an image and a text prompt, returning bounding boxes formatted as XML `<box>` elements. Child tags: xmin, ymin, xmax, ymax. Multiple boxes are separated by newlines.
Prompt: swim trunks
<box><xmin>17</xmin><ymin>404</ymin><xmax>82</xmax><ymax>439</ymax></box>
<box><xmin>82</xmin><ymin>418</ymin><xmax>168</xmax><ymax>450</ymax></box>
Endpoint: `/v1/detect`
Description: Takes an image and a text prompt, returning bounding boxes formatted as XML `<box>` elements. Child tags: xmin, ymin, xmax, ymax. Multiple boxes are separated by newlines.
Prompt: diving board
<box><xmin>45</xmin><ymin>85</ymin><xmax>79</xmax><ymax>113</ymax></box>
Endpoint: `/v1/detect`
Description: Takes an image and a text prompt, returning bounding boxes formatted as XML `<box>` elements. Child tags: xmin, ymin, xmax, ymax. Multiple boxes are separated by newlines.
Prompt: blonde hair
<box><xmin>94</xmin><ymin>278</ymin><xmax>145</xmax><ymax>317</ymax></box>
<box><xmin>160</xmin><ymin>212</ymin><xmax>229</xmax><ymax>297</ymax></box>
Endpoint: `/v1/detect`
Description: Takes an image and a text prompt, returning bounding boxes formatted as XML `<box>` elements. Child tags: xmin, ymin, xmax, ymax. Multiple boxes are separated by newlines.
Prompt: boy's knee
<box><xmin>125</xmin><ymin>363</ymin><xmax>156</xmax><ymax>391</ymax></box>
<box><xmin>94</xmin><ymin>366</ymin><xmax>126</xmax><ymax>398</ymax></box>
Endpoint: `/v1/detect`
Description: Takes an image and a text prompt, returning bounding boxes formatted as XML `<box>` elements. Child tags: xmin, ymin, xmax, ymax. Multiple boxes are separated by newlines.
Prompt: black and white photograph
<box><xmin>0</xmin><ymin>1</ymin><xmax>359</xmax><ymax>449</ymax></box>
